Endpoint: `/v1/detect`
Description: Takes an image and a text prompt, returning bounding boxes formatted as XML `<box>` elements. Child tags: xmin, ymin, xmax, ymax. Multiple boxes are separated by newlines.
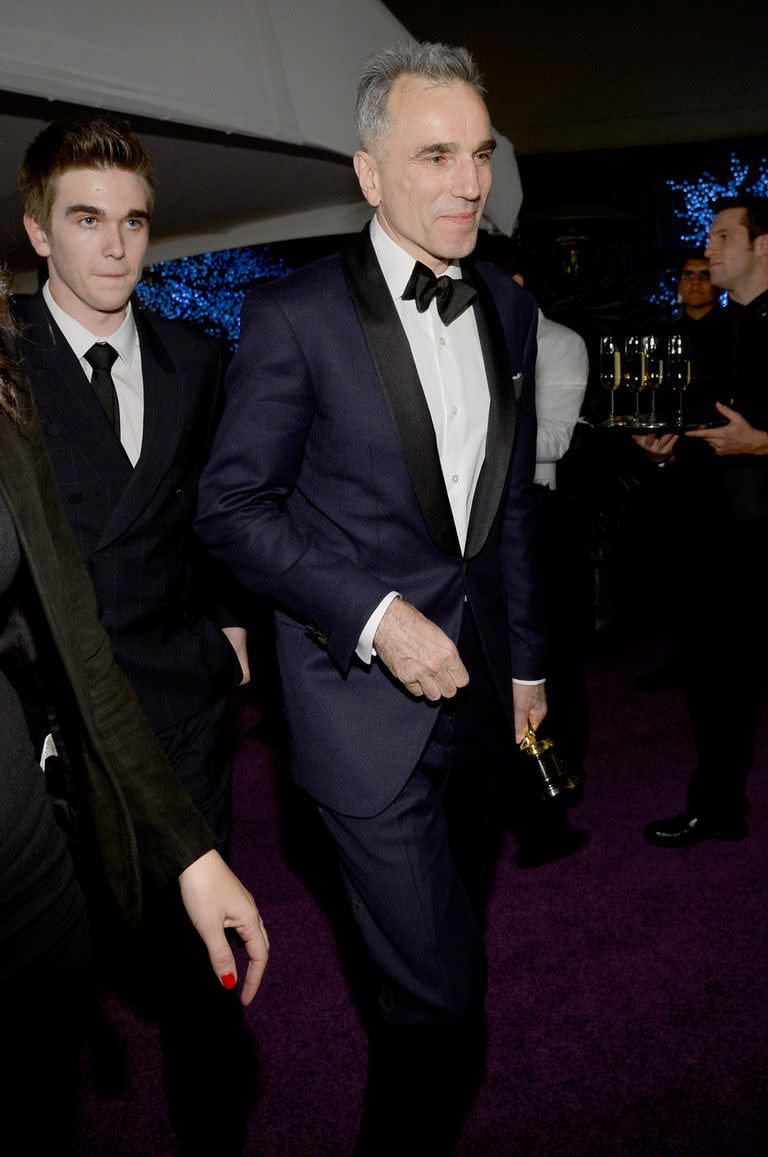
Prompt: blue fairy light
<box><xmin>667</xmin><ymin>153</ymin><xmax>768</xmax><ymax>245</ymax></box>
<box><xmin>136</xmin><ymin>245</ymin><xmax>291</xmax><ymax>349</ymax></box>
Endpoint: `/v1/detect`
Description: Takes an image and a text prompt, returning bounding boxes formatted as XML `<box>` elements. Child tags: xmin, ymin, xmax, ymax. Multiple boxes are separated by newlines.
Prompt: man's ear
<box><xmin>755</xmin><ymin>232</ymin><xmax>768</xmax><ymax>259</ymax></box>
<box><xmin>23</xmin><ymin>214</ymin><xmax>52</xmax><ymax>259</ymax></box>
<box><xmin>353</xmin><ymin>150</ymin><xmax>381</xmax><ymax>208</ymax></box>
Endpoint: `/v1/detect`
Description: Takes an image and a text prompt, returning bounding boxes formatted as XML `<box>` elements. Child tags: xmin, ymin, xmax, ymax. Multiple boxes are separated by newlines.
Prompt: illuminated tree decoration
<box><xmin>668</xmin><ymin>152</ymin><xmax>768</xmax><ymax>245</ymax></box>
<box><xmin>136</xmin><ymin>246</ymin><xmax>291</xmax><ymax>349</ymax></box>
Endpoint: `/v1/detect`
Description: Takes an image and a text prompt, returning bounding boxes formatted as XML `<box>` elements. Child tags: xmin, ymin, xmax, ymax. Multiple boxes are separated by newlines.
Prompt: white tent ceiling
<box><xmin>0</xmin><ymin>0</ymin><xmax>522</xmax><ymax>277</ymax></box>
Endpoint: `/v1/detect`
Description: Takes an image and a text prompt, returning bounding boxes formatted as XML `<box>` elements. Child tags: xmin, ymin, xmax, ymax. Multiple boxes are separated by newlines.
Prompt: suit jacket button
<box><xmin>68</xmin><ymin>492</ymin><xmax>84</xmax><ymax>504</ymax></box>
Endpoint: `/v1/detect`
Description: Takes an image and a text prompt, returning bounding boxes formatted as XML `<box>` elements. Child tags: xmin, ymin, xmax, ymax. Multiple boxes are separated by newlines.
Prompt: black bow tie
<box><xmin>402</xmin><ymin>261</ymin><xmax>477</xmax><ymax>326</ymax></box>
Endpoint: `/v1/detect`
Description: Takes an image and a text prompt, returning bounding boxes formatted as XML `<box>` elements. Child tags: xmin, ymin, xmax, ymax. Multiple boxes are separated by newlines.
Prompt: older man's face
<box><xmin>354</xmin><ymin>78</ymin><xmax>494</xmax><ymax>274</ymax></box>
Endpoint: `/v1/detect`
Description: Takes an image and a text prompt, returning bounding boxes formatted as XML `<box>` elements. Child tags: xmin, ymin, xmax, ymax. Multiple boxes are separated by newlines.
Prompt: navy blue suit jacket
<box><xmin>14</xmin><ymin>291</ymin><xmax>242</xmax><ymax>734</ymax></box>
<box><xmin>197</xmin><ymin>228</ymin><xmax>542</xmax><ymax>816</ymax></box>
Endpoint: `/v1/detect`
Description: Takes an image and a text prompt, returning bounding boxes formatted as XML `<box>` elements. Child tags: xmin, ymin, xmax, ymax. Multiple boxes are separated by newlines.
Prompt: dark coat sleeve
<box><xmin>0</xmin><ymin>374</ymin><xmax>215</xmax><ymax>925</ymax></box>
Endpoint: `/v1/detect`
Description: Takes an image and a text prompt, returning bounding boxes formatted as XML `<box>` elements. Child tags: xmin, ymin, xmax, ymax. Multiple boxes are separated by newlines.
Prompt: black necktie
<box><xmin>84</xmin><ymin>342</ymin><xmax>120</xmax><ymax>438</ymax></box>
<box><xmin>402</xmin><ymin>261</ymin><xmax>477</xmax><ymax>326</ymax></box>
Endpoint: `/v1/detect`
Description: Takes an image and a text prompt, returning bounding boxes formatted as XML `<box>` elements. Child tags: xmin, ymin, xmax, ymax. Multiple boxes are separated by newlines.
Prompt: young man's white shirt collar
<box><xmin>42</xmin><ymin>281</ymin><xmax>144</xmax><ymax>465</ymax></box>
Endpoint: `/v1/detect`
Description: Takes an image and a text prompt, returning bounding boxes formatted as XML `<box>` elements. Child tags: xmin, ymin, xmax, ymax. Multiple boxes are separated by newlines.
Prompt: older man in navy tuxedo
<box><xmin>198</xmin><ymin>42</ymin><xmax>546</xmax><ymax>1153</ymax></box>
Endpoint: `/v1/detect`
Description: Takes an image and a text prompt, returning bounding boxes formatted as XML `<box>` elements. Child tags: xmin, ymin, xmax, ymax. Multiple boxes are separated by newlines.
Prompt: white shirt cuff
<box><xmin>512</xmin><ymin>677</ymin><xmax>546</xmax><ymax>685</ymax></box>
<box><xmin>356</xmin><ymin>592</ymin><xmax>400</xmax><ymax>664</ymax></box>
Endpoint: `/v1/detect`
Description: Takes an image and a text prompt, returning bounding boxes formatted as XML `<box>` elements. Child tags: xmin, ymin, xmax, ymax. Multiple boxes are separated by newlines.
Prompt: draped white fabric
<box><xmin>0</xmin><ymin>0</ymin><xmax>522</xmax><ymax>255</ymax></box>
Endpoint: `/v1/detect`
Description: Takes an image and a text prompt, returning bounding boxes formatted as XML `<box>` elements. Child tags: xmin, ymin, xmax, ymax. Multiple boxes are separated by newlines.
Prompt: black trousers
<box><xmin>156</xmin><ymin>694</ymin><xmax>236</xmax><ymax>855</ymax></box>
<box><xmin>676</xmin><ymin>516</ymin><xmax>768</xmax><ymax>819</ymax></box>
<box><xmin>95</xmin><ymin>695</ymin><xmax>253</xmax><ymax>1155</ymax></box>
<box><xmin>318</xmin><ymin>612</ymin><xmax>513</xmax><ymax>1154</ymax></box>
<box><xmin>534</xmin><ymin>483</ymin><xmax>591</xmax><ymax>775</ymax></box>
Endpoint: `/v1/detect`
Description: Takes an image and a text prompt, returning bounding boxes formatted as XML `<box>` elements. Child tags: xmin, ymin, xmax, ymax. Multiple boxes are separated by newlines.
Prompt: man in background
<box><xmin>638</xmin><ymin>194</ymin><xmax>768</xmax><ymax>846</ymax></box>
<box><xmin>636</xmin><ymin>253</ymin><xmax>727</xmax><ymax>692</ymax></box>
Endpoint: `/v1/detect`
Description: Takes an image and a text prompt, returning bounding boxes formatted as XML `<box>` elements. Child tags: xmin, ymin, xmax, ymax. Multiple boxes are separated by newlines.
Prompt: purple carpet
<box><xmin>78</xmin><ymin>633</ymin><xmax>768</xmax><ymax>1154</ymax></box>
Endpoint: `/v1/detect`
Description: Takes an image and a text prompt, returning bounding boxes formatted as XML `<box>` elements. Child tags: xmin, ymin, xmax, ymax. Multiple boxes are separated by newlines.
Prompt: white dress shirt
<box><xmin>533</xmin><ymin>310</ymin><xmax>588</xmax><ymax>490</ymax></box>
<box><xmin>43</xmin><ymin>282</ymin><xmax>144</xmax><ymax>466</ymax></box>
<box><xmin>356</xmin><ymin>218</ymin><xmax>492</xmax><ymax>662</ymax></box>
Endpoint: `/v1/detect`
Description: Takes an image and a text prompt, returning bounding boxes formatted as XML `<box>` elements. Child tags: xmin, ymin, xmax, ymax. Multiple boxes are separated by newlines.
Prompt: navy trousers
<box><xmin>318</xmin><ymin>610</ymin><xmax>513</xmax><ymax>1152</ymax></box>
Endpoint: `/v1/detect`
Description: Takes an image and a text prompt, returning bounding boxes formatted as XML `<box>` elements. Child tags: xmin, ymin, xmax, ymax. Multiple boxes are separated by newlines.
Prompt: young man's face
<box><xmin>354</xmin><ymin>78</ymin><xmax>494</xmax><ymax>274</ymax></box>
<box><xmin>24</xmin><ymin>167</ymin><xmax>150</xmax><ymax>335</ymax></box>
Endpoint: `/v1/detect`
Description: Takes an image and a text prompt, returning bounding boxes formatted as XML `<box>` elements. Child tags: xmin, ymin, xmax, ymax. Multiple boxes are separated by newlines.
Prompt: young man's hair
<box><xmin>355</xmin><ymin>41</ymin><xmax>485</xmax><ymax>153</ymax></box>
<box><xmin>20</xmin><ymin>114</ymin><xmax>155</xmax><ymax>230</ymax></box>
<box><xmin>711</xmin><ymin>193</ymin><xmax>768</xmax><ymax>242</ymax></box>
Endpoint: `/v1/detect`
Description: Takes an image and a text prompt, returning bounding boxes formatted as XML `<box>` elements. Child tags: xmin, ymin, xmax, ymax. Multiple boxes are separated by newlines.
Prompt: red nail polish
<box><xmin>220</xmin><ymin>972</ymin><xmax>237</xmax><ymax>990</ymax></box>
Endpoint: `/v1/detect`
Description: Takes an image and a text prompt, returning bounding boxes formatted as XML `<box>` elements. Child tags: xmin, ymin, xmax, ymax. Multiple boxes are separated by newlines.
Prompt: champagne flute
<box><xmin>599</xmin><ymin>336</ymin><xmax>622</xmax><ymax>425</ymax></box>
<box><xmin>643</xmin><ymin>335</ymin><xmax>664</xmax><ymax>428</ymax></box>
<box><xmin>666</xmin><ymin>333</ymin><xmax>691</xmax><ymax>426</ymax></box>
<box><xmin>623</xmin><ymin>335</ymin><xmax>646</xmax><ymax>426</ymax></box>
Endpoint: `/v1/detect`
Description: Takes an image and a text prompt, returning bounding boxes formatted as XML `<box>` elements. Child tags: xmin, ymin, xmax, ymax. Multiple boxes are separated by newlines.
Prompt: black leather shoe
<box><xmin>644</xmin><ymin>810</ymin><xmax>747</xmax><ymax>847</ymax></box>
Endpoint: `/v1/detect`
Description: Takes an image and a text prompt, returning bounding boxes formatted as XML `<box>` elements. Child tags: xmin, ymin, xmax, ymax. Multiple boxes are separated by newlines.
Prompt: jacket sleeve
<box><xmin>195</xmin><ymin>286</ymin><xmax>392</xmax><ymax>670</ymax></box>
<box><xmin>500</xmin><ymin>294</ymin><xmax>547</xmax><ymax>681</ymax></box>
<box><xmin>2</xmin><ymin>379</ymin><xmax>215</xmax><ymax>914</ymax></box>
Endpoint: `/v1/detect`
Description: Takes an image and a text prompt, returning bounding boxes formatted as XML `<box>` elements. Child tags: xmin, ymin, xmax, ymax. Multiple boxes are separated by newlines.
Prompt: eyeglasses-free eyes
<box><xmin>679</xmin><ymin>269</ymin><xmax>711</xmax><ymax>281</ymax></box>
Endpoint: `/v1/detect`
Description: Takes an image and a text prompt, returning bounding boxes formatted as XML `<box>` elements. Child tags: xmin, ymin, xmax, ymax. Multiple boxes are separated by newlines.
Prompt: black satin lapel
<box><xmin>341</xmin><ymin>229</ymin><xmax>461</xmax><ymax>557</ymax></box>
<box><xmin>462</xmin><ymin>266</ymin><xmax>517</xmax><ymax>559</ymax></box>
<box><xmin>97</xmin><ymin>312</ymin><xmax>183</xmax><ymax>549</ymax></box>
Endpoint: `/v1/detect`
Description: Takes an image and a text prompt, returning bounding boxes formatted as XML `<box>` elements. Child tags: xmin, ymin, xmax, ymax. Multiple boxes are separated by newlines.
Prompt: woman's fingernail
<box><xmin>220</xmin><ymin>972</ymin><xmax>237</xmax><ymax>990</ymax></box>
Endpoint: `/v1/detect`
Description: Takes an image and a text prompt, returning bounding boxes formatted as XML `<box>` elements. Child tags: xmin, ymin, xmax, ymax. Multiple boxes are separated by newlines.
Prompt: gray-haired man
<box><xmin>198</xmin><ymin>42</ymin><xmax>545</xmax><ymax>1152</ymax></box>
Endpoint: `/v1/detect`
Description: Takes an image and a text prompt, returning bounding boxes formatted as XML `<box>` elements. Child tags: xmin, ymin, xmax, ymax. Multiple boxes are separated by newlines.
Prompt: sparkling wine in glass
<box><xmin>666</xmin><ymin>333</ymin><xmax>691</xmax><ymax>425</ymax></box>
<box><xmin>623</xmin><ymin>335</ymin><xmax>646</xmax><ymax>425</ymax></box>
<box><xmin>643</xmin><ymin>335</ymin><xmax>664</xmax><ymax>428</ymax></box>
<box><xmin>599</xmin><ymin>336</ymin><xmax>622</xmax><ymax>425</ymax></box>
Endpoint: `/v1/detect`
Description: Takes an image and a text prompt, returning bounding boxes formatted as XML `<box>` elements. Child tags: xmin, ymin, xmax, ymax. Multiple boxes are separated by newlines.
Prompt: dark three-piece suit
<box><xmin>197</xmin><ymin>226</ymin><xmax>544</xmax><ymax>1148</ymax></box>
<box><xmin>13</xmin><ymin>290</ymin><xmax>251</xmax><ymax>1153</ymax></box>
<box><xmin>0</xmin><ymin>365</ymin><xmax>214</xmax><ymax>1140</ymax></box>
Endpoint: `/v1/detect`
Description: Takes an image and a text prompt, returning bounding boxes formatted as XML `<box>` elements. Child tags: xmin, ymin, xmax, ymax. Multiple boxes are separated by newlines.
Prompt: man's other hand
<box><xmin>686</xmin><ymin>401</ymin><xmax>768</xmax><ymax>455</ymax></box>
<box><xmin>512</xmin><ymin>681</ymin><xmax>547</xmax><ymax>745</ymax></box>
<box><xmin>373</xmin><ymin>598</ymin><xmax>469</xmax><ymax>701</ymax></box>
<box><xmin>222</xmin><ymin>626</ymin><xmax>250</xmax><ymax>686</ymax></box>
<box><xmin>631</xmin><ymin>431</ymin><xmax>678</xmax><ymax>463</ymax></box>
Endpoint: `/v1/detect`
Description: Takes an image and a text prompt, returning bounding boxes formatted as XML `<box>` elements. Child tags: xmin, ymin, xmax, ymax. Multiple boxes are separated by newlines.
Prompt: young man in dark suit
<box><xmin>197</xmin><ymin>42</ymin><xmax>546</xmax><ymax>1153</ymax></box>
<box><xmin>16</xmin><ymin>116</ymin><xmax>253</xmax><ymax>1154</ymax></box>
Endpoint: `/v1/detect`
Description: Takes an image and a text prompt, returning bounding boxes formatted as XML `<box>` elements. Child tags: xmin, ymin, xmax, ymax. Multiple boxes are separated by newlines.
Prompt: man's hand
<box><xmin>631</xmin><ymin>431</ymin><xmax>678</xmax><ymax>463</ymax></box>
<box><xmin>512</xmin><ymin>681</ymin><xmax>547</xmax><ymax>745</ymax></box>
<box><xmin>178</xmin><ymin>849</ymin><xmax>269</xmax><ymax>1006</ymax></box>
<box><xmin>222</xmin><ymin>626</ymin><xmax>250</xmax><ymax>686</ymax></box>
<box><xmin>685</xmin><ymin>401</ymin><xmax>768</xmax><ymax>456</ymax></box>
<box><xmin>373</xmin><ymin>598</ymin><xmax>469</xmax><ymax>701</ymax></box>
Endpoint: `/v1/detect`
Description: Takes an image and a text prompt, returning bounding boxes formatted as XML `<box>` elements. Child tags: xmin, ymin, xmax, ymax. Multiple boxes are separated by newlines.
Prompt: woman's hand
<box><xmin>178</xmin><ymin>849</ymin><xmax>269</xmax><ymax>1005</ymax></box>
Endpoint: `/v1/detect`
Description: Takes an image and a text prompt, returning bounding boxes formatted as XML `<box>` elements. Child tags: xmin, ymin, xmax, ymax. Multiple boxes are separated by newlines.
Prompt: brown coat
<box><xmin>0</xmin><ymin>373</ymin><xmax>214</xmax><ymax>926</ymax></box>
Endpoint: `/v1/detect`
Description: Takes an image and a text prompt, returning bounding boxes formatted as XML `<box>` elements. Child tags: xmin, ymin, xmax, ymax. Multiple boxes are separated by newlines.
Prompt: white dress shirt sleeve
<box><xmin>534</xmin><ymin>312</ymin><xmax>589</xmax><ymax>489</ymax></box>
